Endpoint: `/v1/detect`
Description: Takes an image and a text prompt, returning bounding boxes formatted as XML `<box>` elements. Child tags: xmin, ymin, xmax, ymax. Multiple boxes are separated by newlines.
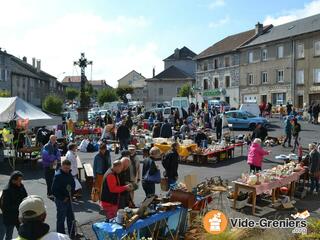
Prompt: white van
<box><xmin>239</xmin><ymin>103</ymin><xmax>260</xmax><ymax>116</ymax></box>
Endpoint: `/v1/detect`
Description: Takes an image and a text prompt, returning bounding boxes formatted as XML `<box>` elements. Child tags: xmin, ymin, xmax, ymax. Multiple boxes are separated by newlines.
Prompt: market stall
<box><xmin>232</xmin><ymin>162</ymin><xmax>306</xmax><ymax>214</ymax></box>
<box><xmin>153</xmin><ymin>138</ymin><xmax>197</xmax><ymax>158</ymax></box>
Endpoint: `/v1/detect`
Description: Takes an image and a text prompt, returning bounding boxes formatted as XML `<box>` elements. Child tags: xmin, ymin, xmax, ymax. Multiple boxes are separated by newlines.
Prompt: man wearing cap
<box><xmin>52</xmin><ymin>159</ymin><xmax>76</xmax><ymax>238</ymax></box>
<box><xmin>15</xmin><ymin>195</ymin><xmax>70</xmax><ymax>240</ymax></box>
<box><xmin>100</xmin><ymin>160</ymin><xmax>133</xmax><ymax>219</ymax></box>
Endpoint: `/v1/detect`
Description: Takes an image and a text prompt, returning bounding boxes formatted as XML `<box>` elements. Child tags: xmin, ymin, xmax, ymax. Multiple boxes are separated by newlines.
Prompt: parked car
<box><xmin>239</xmin><ymin>103</ymin><xmax>260</xmax><ymax>116</ymax></box>
<box><xmin>208</xmin><ymin>100</ymin><xmax>230</xmax><ymax>112</ymax></box>
<box><xmin>224</xmin><ymin>110</ymin><xmax>269</xmax><ymax>130</ymax></box>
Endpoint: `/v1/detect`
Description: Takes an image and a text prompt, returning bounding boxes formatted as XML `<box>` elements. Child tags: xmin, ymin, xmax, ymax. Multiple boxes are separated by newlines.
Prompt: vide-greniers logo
<box><xmin>203</xmin><ymin>210</ymin><xmax>228</xmax><ymax>235</ymax></box>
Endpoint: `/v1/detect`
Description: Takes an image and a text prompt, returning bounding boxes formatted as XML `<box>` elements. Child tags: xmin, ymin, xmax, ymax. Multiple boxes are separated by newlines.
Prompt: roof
<box><xmin>10</xmin><ymin>59</ymin><xmax>40</xmax><ymax>79</ymax></box>
<box><xmin>89</xmin><ymin>80</ymin><xmax>113</xmax><ymax>88</ymax></box>
<box><xmin>164</xmin><ymin>46</ymin><xmax>197</xmax><ymax>61</ymax></box>
<box><xmin>10</xmin><ymin>56</ymin><xmax>56</xmax><ymax>80</ymax></box>
<box><xmin>195</xmin><ymin>25</ymin><xmax>272</xmax><ymax>59</ymax></box>
<box><xmin>242</xmin><ymin>13</ymin><xmax>320</xmax><ymax>48</ymax></box>
<box><xmin>148</xmin><ymin>65</ymin><xmax>193</xmax><ymax>81</ymax></box>
<box><xmin>117</xmin><ymin>70</ymin><xmax>146</xmax><ymax>82</ymax></box>
<box><xmin>62</xmin><ymin>76</ymin><xmax>85</xmax><ymax>83</ymax></box>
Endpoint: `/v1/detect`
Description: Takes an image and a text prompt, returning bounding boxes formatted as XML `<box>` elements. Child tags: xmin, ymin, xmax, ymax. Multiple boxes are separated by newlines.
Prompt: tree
<box><xmin>65</xmin><ymin>87</ymin><xmax>79</xmax><ymax>101</ymax></box>
<box><xmin>116</xmin><ymin>86</ymin><xmax>134</xmax><ymax>102</ymax></box>
<box><xmin>85</xmin><ymin>83</ymin><xmax>96</xmax><ymax>97</ymax></box>
<box><xmin>0</xmin><ymin>90</ymin><xmax>10</xmax><ymax>97</ymax></box>
<box><xmin>97</xmin><ymin>88</ymin><xmax>118</xmax><ymax>105</ymax></box>
<box><xmin>42</xmin><ymin>95</ymin><xmax>63</xmax><ymax>114</ymax></box>
<box><xmin>178</xmin><ymin>83</ymin><xmax>192</xmax><ymax>97</ymax></box>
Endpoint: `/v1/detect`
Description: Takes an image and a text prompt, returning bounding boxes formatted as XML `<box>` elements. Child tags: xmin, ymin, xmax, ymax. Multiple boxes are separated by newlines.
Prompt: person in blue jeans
<box><xmin>162</xmin><ymin>143</ymin><xmax>179</xmax><ymax>189</ymax></box>
<box><xmin>52</xmin><ymin>159</ymin><xmax>75</xmax><ymax>238</ymax></box>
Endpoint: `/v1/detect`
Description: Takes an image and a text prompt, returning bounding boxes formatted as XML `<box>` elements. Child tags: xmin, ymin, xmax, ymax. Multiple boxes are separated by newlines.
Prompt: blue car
<box><xmin>224</xmin><ymin>110</ymin><xmax>269</xmax><ymax>130</ymax></box>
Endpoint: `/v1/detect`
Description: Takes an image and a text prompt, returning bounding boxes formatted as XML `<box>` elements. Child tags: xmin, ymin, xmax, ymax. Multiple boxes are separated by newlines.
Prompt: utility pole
<box><xmin>73</xmin><ymin>53</ymin><xmax>92</xmax><ymax>122</ymax></box>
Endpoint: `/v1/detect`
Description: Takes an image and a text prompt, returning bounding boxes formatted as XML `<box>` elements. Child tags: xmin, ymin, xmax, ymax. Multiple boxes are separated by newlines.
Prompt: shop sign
<box><xmin>203</xmin><ymin>89</ymin><xmax>221</xmax><ymax>97</ymax></box>
<box><xmin>310</xmin><ymin>86</ymin><xmax>320</xmax><ymax>92</ymax></box>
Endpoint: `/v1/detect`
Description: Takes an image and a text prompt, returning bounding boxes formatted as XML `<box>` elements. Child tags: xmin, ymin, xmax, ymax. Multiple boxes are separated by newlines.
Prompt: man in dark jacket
<box><xmin>162</xmin><ymin>143</ymin><xmax>179</xmax><ymax>189</ymax></box>
<box><xmin>251</xmin><ymin>123</ymin><xmax>268</xmax><ymax>142</ymax></box>
<box><xmin>1</xmin><ymin>171</ymin><xmax>28</xmax><ymax>240</ymax></box>
<box><xmin>52</xmin><ymin>159</ymin><xmax>75</xmax><ymax>238</ymax></box>
<box><xmin>116</xmin><ymin>121</ymin><xmax>130</xmax><ymax>150</ymax></box>
<box><xmin>214</xmin><ymin>115</ymin><xmax>222</xmax><ymax>141</ymax></box>
<box><xmin>195</xmin><ymin>129</ymin><xmax>208</xmax><ymax>147</ymax></box>
<box><xmin>308</xmin><ymin>143</ymin><xmax>320</xmax><ymax>194</ymax></box>
<box><xmin>160</xmin><ymin>119</ymin><xmax>173</xmax><ymax>138</ymax></box>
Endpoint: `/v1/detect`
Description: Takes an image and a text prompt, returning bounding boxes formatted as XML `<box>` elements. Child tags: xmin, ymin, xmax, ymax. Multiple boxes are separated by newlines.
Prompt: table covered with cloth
<box><xmin>92</xmin><ymin>207</ymin><xmax>184</xmax><ymax>240</ymax></box>
<box><xmin>154</xmin><ymin>143</ymin><xmax>198</xmax><ymax>157</ymax></box>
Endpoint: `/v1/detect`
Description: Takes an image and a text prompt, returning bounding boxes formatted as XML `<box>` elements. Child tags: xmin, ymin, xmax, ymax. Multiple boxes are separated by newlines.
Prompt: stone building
<box><xmin>195</xmin><ymin>24</ymin><xmax>271</xmax><ymax>107</ymax></box>
<box><xmin>239</xmin><ymin>14</ymin><xmax>320</xmax><ymax>107</ymax></box>
<box><xmin>117</xmin><ymin>70</ymin><xmax>145</xmax><ymax>87</ymax></box>
<box><xmin>0</xmin><ymin>49</ymin><xmax>64</xmax><ymax>107</ymax></box>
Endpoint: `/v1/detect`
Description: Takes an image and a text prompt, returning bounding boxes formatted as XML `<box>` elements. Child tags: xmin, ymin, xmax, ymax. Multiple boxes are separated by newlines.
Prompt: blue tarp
<box><xmin>92</xmin><ymin>208</ymin><xmax>183</xmax><ymax>240</ymax></box>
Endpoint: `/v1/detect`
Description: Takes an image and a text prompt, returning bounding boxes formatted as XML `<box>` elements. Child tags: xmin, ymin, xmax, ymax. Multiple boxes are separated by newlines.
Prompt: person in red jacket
<box><xmin>247</xmin><ymin>138</ymin><xmax>270</xmax><ymax>172</ymax></box>
<box><xmin>100</xmin><ymin>160</ymin><xmax>133</xmax><ymax>219</ymax></box>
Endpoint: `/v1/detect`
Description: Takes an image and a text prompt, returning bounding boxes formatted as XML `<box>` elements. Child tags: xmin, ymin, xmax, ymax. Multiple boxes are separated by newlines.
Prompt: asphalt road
<box><xmin>0</xmin><ymin>117</ymin><xmax>319</xmax><ymax>239</ymax></box>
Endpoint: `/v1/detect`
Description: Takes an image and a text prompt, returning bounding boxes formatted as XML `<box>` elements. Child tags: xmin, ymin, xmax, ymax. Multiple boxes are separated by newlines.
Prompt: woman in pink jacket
<box><xmin>247</xmin><ymin>138</ymin><xmax>270</xmax><ymax>172</ymax></box>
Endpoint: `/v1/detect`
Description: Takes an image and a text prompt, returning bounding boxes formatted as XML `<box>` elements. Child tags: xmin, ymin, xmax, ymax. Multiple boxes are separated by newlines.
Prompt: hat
<box><xmin>149</xmin><ymin>146</ymin><xmax>161</xmax><ymax>159</ymax></box>
<box><xmin>19</xmin><ymin>195</ymin><xmax>46</xmax><ymax>219</ymax></box>
<box><xmin>128</xmin><ymin>145</ymin><xmax>136</xmax><ymax>150</ymax></box>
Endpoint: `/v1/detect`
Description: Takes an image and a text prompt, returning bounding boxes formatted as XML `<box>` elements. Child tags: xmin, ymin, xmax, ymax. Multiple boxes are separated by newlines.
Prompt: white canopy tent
<box><xmin>0</xmin><ymin>97</ymin><xmax>62</xmax><ymax>127</ymax></box>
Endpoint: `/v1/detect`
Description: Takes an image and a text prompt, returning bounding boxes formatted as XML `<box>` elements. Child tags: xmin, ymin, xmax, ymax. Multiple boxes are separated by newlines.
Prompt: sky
<box><xmin>1</xmin><ymin>0</ymin><xmax>320</xmax><ymax>87</ymax></box>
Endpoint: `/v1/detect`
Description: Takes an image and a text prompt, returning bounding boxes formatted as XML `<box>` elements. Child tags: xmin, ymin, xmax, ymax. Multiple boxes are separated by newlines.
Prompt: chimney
<box><xmin>32</xmin><ymin>58</ymin><xmax>36</xmax><ymax>68</ymax></box>
<box><xmin>22</xmin><ymin>56</ymin><xmax>27</xmax><ymax>62</ymax></box>
<box><xmin>152</xmin><ymin>67</ymin><xmax>155</xmax><ymax>77</ymax></box>
<box><xmin>36</xmin><ymin>59</ymin><xmax>41</xmax><ymax>72</ymax></box>
<box><xmin>255</xmin><ymin>22</ymin><xmax>263</xmax><ymax>35</ymax></box>
<box><xmin>174</xmin><ymin>48</ymin><xmax>180</xmax><ymax>59</ymax></box>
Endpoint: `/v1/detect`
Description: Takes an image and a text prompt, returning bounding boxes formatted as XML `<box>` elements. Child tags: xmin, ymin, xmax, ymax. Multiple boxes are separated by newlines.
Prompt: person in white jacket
<box><xmin>65</xmin><ymin>143</ymin><xmax>82</xmax><ymax>196</ymax></box>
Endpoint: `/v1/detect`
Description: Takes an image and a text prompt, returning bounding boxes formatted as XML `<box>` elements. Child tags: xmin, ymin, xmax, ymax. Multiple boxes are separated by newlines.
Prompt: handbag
<box><xmin>91</xmin><ymin>187</ymin><xmax>99</xmax><ymax>202</ymax></box>
<box><xmin>144</xmin><ymin>159</ymin><xmax>161</xmax><ymax>183</ymax></box>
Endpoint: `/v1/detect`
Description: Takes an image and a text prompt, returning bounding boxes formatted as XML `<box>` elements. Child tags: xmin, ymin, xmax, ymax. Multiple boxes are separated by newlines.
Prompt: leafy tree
<box><xmin>85</xmin><ymin>83</ymin><xmax>96</xmax><ymax>97</ymax></box>
<box><xmin>97</xmin><ymin>88</ymin><xmax>118</xmax><ymax>105</ymax></box>
<box><xmin>0</xmin><ymin>90</ymin><xmax>10</xmax><ymax>97</ymax></box>
<box><xmin>42</xmin><ymin>95</ymin><xmax>63</xmax><ymax>114</ymax></box>
<box><xmin>65</xmin><ymin>87</ymin><xmax>79</xmax><ymax>101</ymax></box>
<box><xmin>116</xmin><ymin>86</ymin><xmax>134</xmax><ymax>102</ymax></box>
<box><xmin>178</xmin><ymin>83</ymin><xmax>192</xmax><ymax>97</ymax></box>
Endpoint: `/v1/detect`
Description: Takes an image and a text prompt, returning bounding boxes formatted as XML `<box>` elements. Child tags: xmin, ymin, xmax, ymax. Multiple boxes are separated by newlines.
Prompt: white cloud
<box><xmin>209</xmin><ymin>15</ymin><xmax>230</xmax><ymax>28</ymax></box>
<box><xmin>208</xmin><ymin>0</ymin><xmax>226</xmax><ymax>10</ymax></box>
<box><xmin>0</xmin><ymin>1</ymin><xmax>160</xmax><ymax>87</ymax></box>
<box><xmin>263</xmin><ymin>0</ymin><xmax>320</xmax><ymax>26</ymax></box>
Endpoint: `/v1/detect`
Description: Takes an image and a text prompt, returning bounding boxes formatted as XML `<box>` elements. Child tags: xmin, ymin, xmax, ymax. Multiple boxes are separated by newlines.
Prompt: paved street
<box><xmin>1</xmin><ymin>118</ymin><xmax>320</xmax><ymax>239</ymax></box>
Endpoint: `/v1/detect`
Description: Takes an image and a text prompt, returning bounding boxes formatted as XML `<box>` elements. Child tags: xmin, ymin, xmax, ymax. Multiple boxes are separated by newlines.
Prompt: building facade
<box><xmin>0</xmin><ymin>50</ymin><xmax>64</xmax><ymax>107</ymax></box>
<box><xmin>239</xmin><ymin>14</ymin><xmax>320</xmax><ymax>107</ymax></box>
<box><xmin>117</xmin><ymin>70</ymin><xmax>145</xmax><ymax>87</ymax></box>
<box><xmin>195</xmin><ymin>24</ymin><xmax>271</xmax><ymax>107</ymax></box>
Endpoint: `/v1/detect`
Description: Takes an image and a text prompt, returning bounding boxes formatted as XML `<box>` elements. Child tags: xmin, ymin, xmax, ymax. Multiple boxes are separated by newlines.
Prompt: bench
<box><xmin>83</xmin><ymin>163</ymin><xmax>94</xmax><ymax>190</ymax></box>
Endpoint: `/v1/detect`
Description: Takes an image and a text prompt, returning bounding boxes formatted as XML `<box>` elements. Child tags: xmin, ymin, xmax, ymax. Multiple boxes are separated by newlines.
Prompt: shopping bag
<box><xmin>160</xmin><ymin>177</ymin><xmax>169</xmax><ymax>191</ymax></box>
<box><xmin>145</xmin><ymin>169</ymin><xmax>161</xmax><ymax>183</ymax></box>
<box><xmin>91</xmin><ymin>187</ymin><xmax>99</xmax><ymax>202</ymax></box>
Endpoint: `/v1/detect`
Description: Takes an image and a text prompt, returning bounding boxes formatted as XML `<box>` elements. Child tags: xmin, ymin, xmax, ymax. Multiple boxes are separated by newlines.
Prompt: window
<box><xmin>277</xmin><ymin>70</ymin><xmax>284</xmax><ymax>82</ymax></box>
<box><xmin>314</xmin><ymin>68</ymin><xmax>320</xmax><ymax>84</ymax></box>
<box><xmin>225</xmin><ymin>97</ymin><xmax>230</xmax><ymax>104</ymax></box>
<box><xmin>158</xmin><ymin>88</ymin><xmax>163</xmax><ymax>96</ymax></box>
<box><xmin>0</xmin><ymin>69</ymin><xmax>5</xmax><ymax>81</ymax></box>
<box><xmin>203</xmin><ymin>62</ymin><xmax>208</xmax><ymax>71</ymax></box>
<box><xmin>214</xmin><ymin>78</ymin><xmax>219</xmax><ymax>89</ymax></box>
<box><xmin>297</xmin><ymin>43</ymin><xmax>304</xmax><ymax>58</ymax></box>
<box><xmin>214</xmin><ymin>59</ymin><xmax>218</xmax><ymax>69</ymax></box>
<box><xmin>248</xmin><ymin>51</ymin><xmax>253</xmax><ymax>63</ymax></box>
<box><xmin>272</xmin><ymin>93</ymin><xmax>286</xmax><ymax>105</ymax></box>
<box><xmin>261</xmin><ymin>72</ymin><xmax>268</xmax><ymax>84</ymax></box>
<box><xmin>203</xmin><ymin>79</ymin><xmax>209</xmax><ymax>90</ymax></box>
<box><xmin>296</xmin><ymin>70</ymin><xmax>304</xmax><ymax>84</ymax></box>
<box><xmin>224</xmin><ymin>56</ymin><xmax>230</xmax><ymax>67</ymax></box>
<box><xmin>262</xmin><ymin>49</ymin><xmax>268</xmax><ymax>61</ymax></box>
<box><xmin>315</xmin><ymin>41</ymin><xmax>320</xmax><ymax>56</ymax></box>
<box><xmin>225</xmin><ymin>76</ymin><xmax>230</xmax><ymax>88</ymax></box>
<box><xmin>176</xmin><ymin>87</ymin><xmax>181</xmax><ymax>94</ymax></box>
<box><xmin>0</xmin><ymin>55</ymin><xmax>4</xmax><ymax>65</ymax></box>
<box><xmin>248</xmin><ymin>73</ymin><xmax>254</xmax><ymax>85</ymax></box>
<box><xmin>278</xmin><ymin>45</ymin><xmax>284</xmax><ymax>58</ymax></box>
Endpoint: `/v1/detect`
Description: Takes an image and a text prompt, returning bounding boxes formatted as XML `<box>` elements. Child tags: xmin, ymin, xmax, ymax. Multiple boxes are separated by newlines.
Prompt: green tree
<box><xmin>42</xmin><ymin>95</ymin><xmax>63</xmax><ymax>114</ymax></box>
<box><xmin>0</xmin><ymin>90</ymin><xmax>10</xmax><ymax>97</ymax></box>
<box><xmin>85</xmin><ymin>83</ymin><xmax>96</xmax><ymax>97</ymax></box>
<box><xmin>178</xmin><ymin>83</ymin><xmax>192</xmax><ymax>97</ymax></box>
<box><xmin>97</xmin><ymin>88</ymin><xmax>118</xmax><ymax>105</ymax></box>
<box><xmin>65</xmin><ymin>87</ymin><xmax>79</xmax><ymax>101</ymax></box>
<box><xmin>116</xmin><ymin>86</ymin><xmax>134</xmax><ymax>102</ymax></box>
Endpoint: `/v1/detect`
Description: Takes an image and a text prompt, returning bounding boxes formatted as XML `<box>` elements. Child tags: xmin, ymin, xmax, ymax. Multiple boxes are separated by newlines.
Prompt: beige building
<box><xmin>239</xmin><ymin>14</ymin><xmax>320</xmax><ymax>107</ymax></box>
<box><xmin>117</xmin><ymin>70</ymin><xmax>145</xmax><ymax>87</ymax></box>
